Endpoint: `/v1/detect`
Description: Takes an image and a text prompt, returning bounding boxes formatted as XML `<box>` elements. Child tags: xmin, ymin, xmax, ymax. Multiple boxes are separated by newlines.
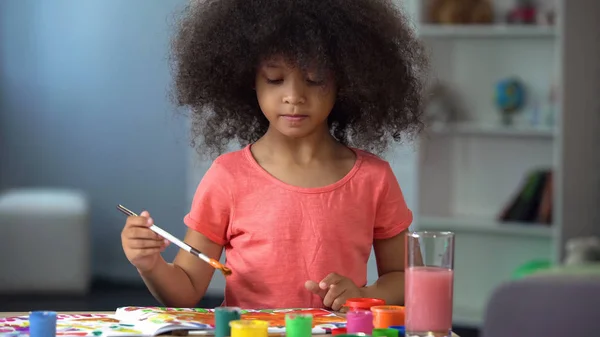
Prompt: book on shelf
<box><xmin>498</xmin><ymin>169</ymin><xmax>553</xmax><ymax>225</ymax></box>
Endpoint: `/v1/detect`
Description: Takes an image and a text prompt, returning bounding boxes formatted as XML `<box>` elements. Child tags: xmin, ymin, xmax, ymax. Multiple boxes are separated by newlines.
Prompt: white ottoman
<box><xmin>0</xmin><ymin>188</ymin><xmax>91</xmax><ymax>294</ymax></box>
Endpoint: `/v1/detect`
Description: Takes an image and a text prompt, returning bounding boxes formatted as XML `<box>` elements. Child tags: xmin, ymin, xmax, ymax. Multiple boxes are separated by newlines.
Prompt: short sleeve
<box><xmin>183</xmin><ymin>160</ymin><xmax>233</xmax><ymax>246</ymax></box>
<box><xmin>373</xmin><ymin>163</ymin><xmax>413</xmax><ymax>239</ymax></box>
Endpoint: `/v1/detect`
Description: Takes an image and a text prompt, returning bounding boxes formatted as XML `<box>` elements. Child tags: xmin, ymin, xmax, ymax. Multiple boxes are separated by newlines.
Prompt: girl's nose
<box><xmin>283</xmin><ymin>94</ymin><xmax>306</xmax><ymax>105</ymax></box>
<box><xmin>282</xmin><ymin>80</ymin><xmax>306</xmax><ymax>105</ymax></box>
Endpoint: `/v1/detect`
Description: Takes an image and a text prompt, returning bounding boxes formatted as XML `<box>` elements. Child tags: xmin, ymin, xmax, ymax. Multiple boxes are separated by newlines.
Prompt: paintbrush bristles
<box><xmin>208</xmin><ymin>258</ymin><xmax>233</xmax><ymax>276</ymax></box>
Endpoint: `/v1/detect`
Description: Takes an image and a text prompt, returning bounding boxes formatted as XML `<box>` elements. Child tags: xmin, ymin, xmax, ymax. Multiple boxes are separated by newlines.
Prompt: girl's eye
<box><xmin>266</xmin><ymin>78</ymin><xmax>283</xmax><ymax>85</ymax></box>
<box><xmin>307</xmin><ymin>78</ymin><xmax>325</xmax><ymax>86</ymax></box>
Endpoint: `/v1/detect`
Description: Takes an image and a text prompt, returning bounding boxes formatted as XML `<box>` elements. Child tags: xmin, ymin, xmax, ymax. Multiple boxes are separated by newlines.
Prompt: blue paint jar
<box><xmin>29</xmin><ymin>311</ymin><xmax>57</xmax><ymax>337</ymax></box>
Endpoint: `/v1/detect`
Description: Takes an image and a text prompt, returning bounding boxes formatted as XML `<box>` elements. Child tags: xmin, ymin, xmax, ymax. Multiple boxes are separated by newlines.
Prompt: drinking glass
<box><xmin>405</xmin><ymin>231</ymin><xmax>455</xmax><ymax>337</ymax></box>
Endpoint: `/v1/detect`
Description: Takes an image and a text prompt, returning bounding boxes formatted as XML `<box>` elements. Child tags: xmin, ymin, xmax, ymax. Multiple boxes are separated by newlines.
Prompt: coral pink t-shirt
<box><xmin>184</xmin><ymin>145</ymin><xmax>412</xmax><ymax>309</ymax></box>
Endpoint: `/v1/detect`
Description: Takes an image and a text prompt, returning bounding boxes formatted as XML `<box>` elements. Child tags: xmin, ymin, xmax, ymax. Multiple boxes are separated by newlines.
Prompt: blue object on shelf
<box><xmin>495</xmin><ymin>78</ymin><xmax>526</xmax><ymax>113</ymax></box>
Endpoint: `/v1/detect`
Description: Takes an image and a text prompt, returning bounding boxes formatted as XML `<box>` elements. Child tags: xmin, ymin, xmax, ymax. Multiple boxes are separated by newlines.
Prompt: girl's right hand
<box><xmin>121</xmin><ymin>211</ymin><xmax>170</xmax><ymax>273</ymax></box>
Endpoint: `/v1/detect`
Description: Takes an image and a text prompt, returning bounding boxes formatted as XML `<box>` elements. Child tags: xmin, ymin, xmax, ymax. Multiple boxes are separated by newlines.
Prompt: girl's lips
<box><xmin>281</xmin><ymin>115</ymin><xmax>308</xmax><ymax>121</ymax></box>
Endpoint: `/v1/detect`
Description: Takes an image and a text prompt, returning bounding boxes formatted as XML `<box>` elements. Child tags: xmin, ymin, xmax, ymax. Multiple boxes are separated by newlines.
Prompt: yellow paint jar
<box><xmin>229</xmin><ymin>319</ymin><xmax>269</xmax><ymax>337</ymax></box>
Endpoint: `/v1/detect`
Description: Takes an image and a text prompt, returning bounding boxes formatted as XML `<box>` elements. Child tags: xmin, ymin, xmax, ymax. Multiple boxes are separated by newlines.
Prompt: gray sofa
<box><xmin>481</xmin><ymin>269</ymin><xmax>600</xmax><ymax>337</ymax></box>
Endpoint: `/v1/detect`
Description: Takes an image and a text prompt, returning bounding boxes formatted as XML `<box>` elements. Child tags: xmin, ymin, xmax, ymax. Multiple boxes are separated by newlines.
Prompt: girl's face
<box><xmin>255</xmin><ymin>56</ymin><xmax>336</xmax><ymax>139</ymax></box>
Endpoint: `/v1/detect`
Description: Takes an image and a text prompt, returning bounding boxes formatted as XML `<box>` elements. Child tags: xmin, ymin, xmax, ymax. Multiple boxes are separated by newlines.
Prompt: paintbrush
<box><xmin>116</xmin><ymin>204</ymin><xmax>232</xmax><ymax>276</ymax></box>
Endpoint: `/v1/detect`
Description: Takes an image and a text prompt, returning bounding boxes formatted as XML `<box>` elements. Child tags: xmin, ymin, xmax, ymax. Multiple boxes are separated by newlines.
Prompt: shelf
<box><xmin>419</xmin><ymin>215</ymin><xmax>554</xmax><ymax>238</ymax></box>
<box><xmin>419</xmin><ymin>24</ymin><xmax>558</xmax><ymax>38</ymax></box>
<box><xmin>426</xmin><ymin>123</ymin><xmax>556</xmax><ymax>138</ymax></box>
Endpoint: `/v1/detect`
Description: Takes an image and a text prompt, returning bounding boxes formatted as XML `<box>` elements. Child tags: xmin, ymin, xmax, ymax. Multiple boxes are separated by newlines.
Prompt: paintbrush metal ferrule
<box><xmin>187</xmin><ymin>247</ymin><xmax>210</xmax><ymax>263</ymax></box>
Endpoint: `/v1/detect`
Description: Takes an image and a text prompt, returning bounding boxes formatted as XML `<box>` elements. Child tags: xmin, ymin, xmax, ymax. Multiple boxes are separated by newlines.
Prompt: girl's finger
<box><xmin>332</xmin><ymin>296</ymin><xmax>347</xmax><ymax>311</ymax></box>
<box><xmin>319</xmin><ymin>273</ymin><xmax>343</xmax><ymax>290</ymax></box>
<box><xmin>126</xmin><ymin>216</ymin><xmax>149</xmax><ymax>228</ymax></box>
<box><xmin>135</xmin><ymin>248</ymin><xmax>162</xmax><ymax>256</ymax></box>
<box><xmin>129</xmin><ymin>239</ymin><xmax>165</xmax><ymax>249</ymax></box>
<box><xmin>160</xmin><ymin>240</ymin><xmax>170</xmax><ymax>251</ymax></box>
<box><xmin>127</xmin><ymin>227</ymin><xmax>162</xmax><ymax>240</ymax></box>
<box><xmin>305</xmin><ymin>280</ymin><xmax>328</xmax><ymax>298</ymax></box>
<box><xmin>323</xmin><ymin>284</ymin><xmax>346</xmax><ymax>308</ymax></box>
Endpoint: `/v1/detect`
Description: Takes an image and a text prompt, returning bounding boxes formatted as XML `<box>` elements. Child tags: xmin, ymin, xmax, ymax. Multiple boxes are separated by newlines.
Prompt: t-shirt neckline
<box><xmin>243</xmin><ymin>144</ymin><xmax>363</xmax><ymax>194</ymax></box>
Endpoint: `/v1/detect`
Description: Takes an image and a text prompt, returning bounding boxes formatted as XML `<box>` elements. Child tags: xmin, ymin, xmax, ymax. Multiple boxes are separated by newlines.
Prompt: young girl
<box><xmin>122</xmin><ymin>0</ymin><xmax>427</xmax><ymax>310</ymax></box>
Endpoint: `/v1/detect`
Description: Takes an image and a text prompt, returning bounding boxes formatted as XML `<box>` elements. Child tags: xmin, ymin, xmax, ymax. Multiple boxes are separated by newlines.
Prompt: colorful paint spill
<box><xmin>0</xmin><ymin>313</ymin><xmax>137</xmax><ymax>337</ymax></box>
<box><xmin>0</xmin><ymin>307</ymin><xmax>346</xmax><ymax>336</ymax></box>
<box><xmin>115</xmin><ymin>306</ymin><xmax>346</xmax><ymax>334</ymax></box>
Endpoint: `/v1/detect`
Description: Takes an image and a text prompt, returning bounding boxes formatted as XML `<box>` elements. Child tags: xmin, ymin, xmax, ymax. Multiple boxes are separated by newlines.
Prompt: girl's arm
<box><xmin>139</xmin><ymin>229</ymin><xmax>222</xmax><ymax>308</ymax></box>
<box><xmin>362</xmin><ymin>230</ymin><xmax>407</xmax><ymax>305</ymax></box>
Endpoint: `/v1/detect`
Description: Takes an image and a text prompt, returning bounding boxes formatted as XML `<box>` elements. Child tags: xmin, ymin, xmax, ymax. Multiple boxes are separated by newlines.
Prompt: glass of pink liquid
<box><xmin>405</xmin><ymin>231</ymin><xmax>455</xmax><ymax>337</ymax></box>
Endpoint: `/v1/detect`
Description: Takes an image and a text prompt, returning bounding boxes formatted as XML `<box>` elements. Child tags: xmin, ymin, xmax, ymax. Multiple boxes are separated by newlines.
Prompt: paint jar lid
<box><xmin>285</xmin><ymin>313</ymin><xmax>313</xmax><ymax>337</ymax></box>
<box><xmin>372</xmin><ymin>327</ymin><xmax>400</xmax><ymax>337</ymax></box>
<box><xmin>389</xmin><ymin>325</ymin><xmax>405</xmax><ymax>334</ymax></box>
<box><xmin>331</xmin><ymin>327</ymin><xmax>348</xmax><ymax>335</ymax></box>
<box><xmin>344</xmin><ymin>298</ymin><xmax>386</xmax><ymax>310</ymax></box>
<box><xmin>215</xmin><ymin>306</ymin><xmax>242</xmax><ymax>313</ymax></box>
<box><xmin>29</xmin><ymin>311</ymin><xmax>57</xmax><ymax>337</ymax></box>
<box><xmin>347</xmin><ymin>309</ymin><xmax>373</xmax><ymax>318</ymax></box>
<box><xmin>370</xmin><ymin>305</ymin><xmax>405</xmax><ymax>313</ymax></box>
<box><xmin>229</xmin><ymin>319</ymin><xmax>269</xmax><ymax>329</ymax></box>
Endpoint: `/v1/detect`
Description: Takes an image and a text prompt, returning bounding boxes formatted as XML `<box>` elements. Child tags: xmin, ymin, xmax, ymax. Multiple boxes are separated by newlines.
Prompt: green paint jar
<box><xmin>285</xmin><ymin>313</ymin><xmax>313</xmax><ymax>337</ymax></box>
<box><xmin>372</xmin><ymin>328</ymin><xmax>399</xmax><ymax>337</ymax></box>
<box><xmin>214</xmin><ymin>307</ymin><xmax>241</xmax><ymax>337</ymax></box>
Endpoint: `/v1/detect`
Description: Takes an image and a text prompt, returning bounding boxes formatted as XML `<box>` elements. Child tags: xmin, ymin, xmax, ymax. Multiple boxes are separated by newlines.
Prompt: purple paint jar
<box><xmin>346</xmin><ymin>310</ymin><xmax>374</xmax><ymax>334</ymax></box>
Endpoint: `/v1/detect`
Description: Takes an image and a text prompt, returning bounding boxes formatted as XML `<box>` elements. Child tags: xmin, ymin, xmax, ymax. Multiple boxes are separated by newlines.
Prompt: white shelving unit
<box><xmin>427</xmin><ymin>122</ymin><xmax>556</xmax><ymax>138</ymax></box>
<box><xmin>420</xmin><ymin>215</ymin><xmax>554</xmax><ymax>238</ymax></box>
<box><xmin>406</xmin><ymin>0</ymin><xmax>564</xmax><ymax>328</ymax></box>
<box><xmin>419</xmin><ymin>24</ymin><xmax>557</xmax><ymax>38</ymax></box>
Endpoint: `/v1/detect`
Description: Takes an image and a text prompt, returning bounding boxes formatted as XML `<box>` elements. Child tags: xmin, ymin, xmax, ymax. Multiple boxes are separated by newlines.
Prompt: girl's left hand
<box><xmin>305</xmin><ymin>273</ymin><xmax>365</xmax><ymax>311</ymax></box>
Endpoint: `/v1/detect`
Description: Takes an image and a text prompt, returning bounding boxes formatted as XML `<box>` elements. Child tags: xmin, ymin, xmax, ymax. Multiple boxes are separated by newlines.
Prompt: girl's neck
<box><xmin>256</xmin><ymin>124</ymin><xmax>342</xmax><ymax>164</ymax></box>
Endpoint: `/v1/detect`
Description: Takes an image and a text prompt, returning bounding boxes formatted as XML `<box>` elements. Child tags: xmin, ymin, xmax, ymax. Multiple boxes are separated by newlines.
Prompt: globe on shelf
<box><xmin>494</xmin><ymin>77</ymin><xmax>526</xmax><ymax>125</ymax></box>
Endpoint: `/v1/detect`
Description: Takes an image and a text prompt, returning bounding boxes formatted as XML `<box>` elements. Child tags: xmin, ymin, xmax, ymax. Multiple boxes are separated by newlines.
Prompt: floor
<box><xmin>0</xmin><ymin>278</ymin><xmax>479</xmax><ymax>337</ymax></box>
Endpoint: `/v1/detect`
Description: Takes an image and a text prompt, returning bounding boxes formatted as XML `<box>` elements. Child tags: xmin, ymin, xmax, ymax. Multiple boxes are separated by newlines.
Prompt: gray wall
<box><xmin>0</xmin><ymin>0</ymin><xmax>190</xmax><ymax>282</ymax></box>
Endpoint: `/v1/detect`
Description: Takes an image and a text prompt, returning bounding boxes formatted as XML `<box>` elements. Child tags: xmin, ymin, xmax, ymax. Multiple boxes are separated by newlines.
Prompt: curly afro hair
<box><xmin>171</xmin><ymin>0</ymin><xmax>428</xmax><ymax>157</ymax></box>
